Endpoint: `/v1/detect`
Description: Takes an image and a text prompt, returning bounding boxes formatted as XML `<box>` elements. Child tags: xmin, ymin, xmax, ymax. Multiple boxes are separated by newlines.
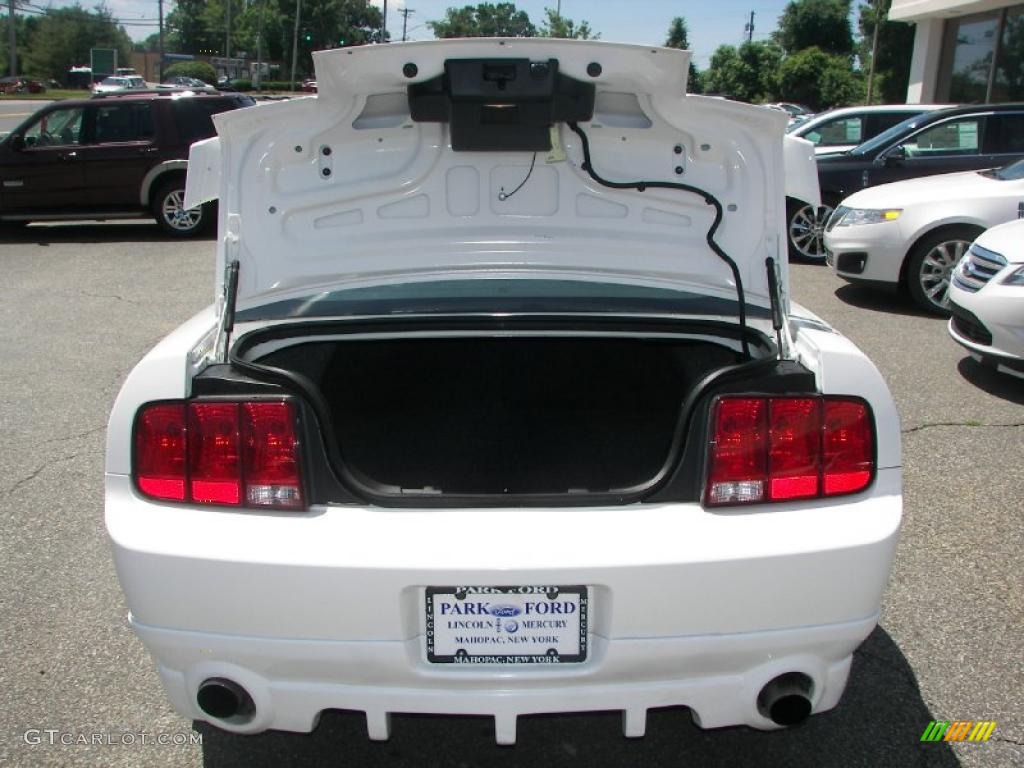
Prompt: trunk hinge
<box><xmin>765</xmin><ymin>256</ymin><xmax>793</xmax><ymax>360</ymax></box>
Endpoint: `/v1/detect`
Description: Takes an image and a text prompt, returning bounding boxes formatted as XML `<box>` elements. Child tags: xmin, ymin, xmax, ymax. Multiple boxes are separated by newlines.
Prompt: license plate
<box><xmin>425</xmin><ymin>585</ymin><xmax>588</xmax><ymax>664</ymax></box>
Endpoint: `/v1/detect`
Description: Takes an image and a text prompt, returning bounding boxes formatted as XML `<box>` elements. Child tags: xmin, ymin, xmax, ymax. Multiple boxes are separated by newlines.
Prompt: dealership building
<box><xmin>892</xmin><ymin>0</ymin><xmax>1023</xmax><ymax>103</ymax></box>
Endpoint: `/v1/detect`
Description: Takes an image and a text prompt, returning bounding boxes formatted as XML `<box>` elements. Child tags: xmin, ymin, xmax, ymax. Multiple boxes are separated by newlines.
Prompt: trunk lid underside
<box><xmin>188</xmin><ymin>39</ymin><xmax>817</xmax><ymax>318</ymax></box>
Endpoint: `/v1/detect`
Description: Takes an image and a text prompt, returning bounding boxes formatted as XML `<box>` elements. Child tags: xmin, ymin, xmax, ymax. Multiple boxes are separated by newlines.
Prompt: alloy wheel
<box><xmin>161</xmin><ymin>189</ymin><xmax>203</xmax><ymax>232</ymax></box>
<box><xmin>918</xmin><ymin>238</ymin><xmax>969</xmax><ymax>311</ymax></box>
<box><xmin>788</xmin><ymin>203</ymin><xmax>835</xmax><ymax>260</ymax></box>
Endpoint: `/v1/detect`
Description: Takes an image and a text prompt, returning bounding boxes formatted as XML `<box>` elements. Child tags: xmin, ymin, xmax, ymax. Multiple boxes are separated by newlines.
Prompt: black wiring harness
<box><xmin>567</xmin><ymin>122</ymin><xmax>750</xmax><ymax>357</ymax></box>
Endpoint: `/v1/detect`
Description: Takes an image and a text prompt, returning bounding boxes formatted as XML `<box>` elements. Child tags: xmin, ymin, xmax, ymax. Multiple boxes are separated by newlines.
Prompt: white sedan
<box><xmin>948</xmin><ymin>218</ymin><xmax>1024</xmax><ymax>378</ymax></box>
<box><xmin>93</xmin><ymin>75</ymin><xmax>147</xmax><ymax>93</ymax></box>
<box><xmin>105</xmin><ymin>39</ymin><xmax>900</xmax><ymax>744</ymax></box>
<box><xmin>787</xmin><ymin>104</ymin><xmax>951</xmax><ymax>156</ymax></box>
<box><xmin>824</xmin><ymin>158</ymin><xmax>1024</xmax><ymax>313</ymax></box>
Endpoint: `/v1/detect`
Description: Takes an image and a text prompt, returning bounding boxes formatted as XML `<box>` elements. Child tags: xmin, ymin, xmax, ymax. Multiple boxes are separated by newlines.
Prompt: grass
<box><xmin>1</xmin><ymin>89</ymin><xmax>89</xmax><ymax>101</ymax></box>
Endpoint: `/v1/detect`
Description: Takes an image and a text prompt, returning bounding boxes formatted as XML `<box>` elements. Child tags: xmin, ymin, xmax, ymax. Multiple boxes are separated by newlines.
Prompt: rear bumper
<box><xmin>106</xmin><ymin>470</ymin><xmax>901</xmax><ymax>741</ymax></box>
<box><xmin>133</xmin><ymin>613</ymin><xmax>876</xmax><ymax>743</ymax></box>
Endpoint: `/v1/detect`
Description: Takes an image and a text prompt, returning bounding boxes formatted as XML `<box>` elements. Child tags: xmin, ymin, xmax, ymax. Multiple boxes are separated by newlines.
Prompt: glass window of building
<box><xmin>938</xmin><ymin>4</ymin><xmax>1024</xmax><ymax>102</ymax></box>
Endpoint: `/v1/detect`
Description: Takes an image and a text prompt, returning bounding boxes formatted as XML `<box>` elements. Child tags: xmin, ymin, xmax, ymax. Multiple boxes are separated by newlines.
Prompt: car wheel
<box><xmin>786</xmin><ymin>198</ymin><xmax>835</xmax><ymax>262</ymax></box>
<box><xmin>905</xmin><ymin>227</ymin><xmax>979</xmax><ymax>314</ymax></box>
<box><xmin>152</xmin><ymin>178</ymin><xmax>211</xmax><ymax>237</ymax></box>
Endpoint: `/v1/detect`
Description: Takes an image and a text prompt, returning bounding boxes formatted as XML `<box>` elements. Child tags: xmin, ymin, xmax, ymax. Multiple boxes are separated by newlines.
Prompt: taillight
<box><xmin>133</xmin><ymin>400</ymin><xmax>304</xmax><ymax>510</ymax></box>
<box><xmin>706</xmin><ymin>396</ymin><xmax>873</xmax><ymax>507</ymax></box>
<box><xmin>134</xmin><ymin>403</ymin><xmax>187</xmax><ymax>501</ymax></box>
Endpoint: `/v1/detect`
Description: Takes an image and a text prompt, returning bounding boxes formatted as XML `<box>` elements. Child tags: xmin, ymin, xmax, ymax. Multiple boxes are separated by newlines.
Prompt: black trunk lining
<box><xmin>260</xmin><ymin>337</ymin><xmax>740</xmax><ymax>495</ymax></box>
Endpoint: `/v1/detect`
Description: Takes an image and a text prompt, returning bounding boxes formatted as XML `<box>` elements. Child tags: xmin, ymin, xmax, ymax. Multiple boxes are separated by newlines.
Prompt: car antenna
<box><xmin>215</xmin><ymin>260</ymin><xmax>240</xmax><ymax>363</ymax></box>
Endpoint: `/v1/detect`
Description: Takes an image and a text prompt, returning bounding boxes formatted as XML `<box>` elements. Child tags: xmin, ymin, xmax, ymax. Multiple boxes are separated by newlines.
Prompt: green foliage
<box><xmin>0</xmin><ymin>11</ymin><xmax>41</xmax><ymax>73</ymax></box>
<box><xmin>162</xmin><ymin>60</ymin><xmax>217</xmax><ymax>84</ymax></box>
<box><xmin>665</xmin><ymin>16</ymin><xmax>690</xmax><ymax>49</ymax></box>
<box><xmin>776</xmin><ymin>0</ymin><xmax>854</xmax><ymax>56</ymax></box>
<box><xmin>22</xmin><ymin>4</ymin><xmax>133</xmax><ymax>83</ymax></box>
<box><xmin>858</xmin><ymin>0</ymin><xmax>915</xmax><ymax>103</ymax></box>
<box><xmin>703</xmin><ymin>41</ymin><xmax>783</xmax><ymax>103</ymax></box>
<box><xmin>427</xmin><ymin>3</ymin><xmax>536</xmax><ymax>38</ymax></box>
<box><xmin>664</xmin><ymin>17</ymin><xmax>702</xmax><ymax>94</ymax></box>
<box><xmin>164</xmin><ymin>0</ymin><xmax>381</xmax><ymax>76</ymax></box>
<box><xmin>778</xmin><ymin>46</ymin><xmax>864</xmax><ymax>109</ymax></box>
<box><xmin>538</xmin><ymin>8</ymin><xmax>597</xmax><ymax>39</ymax></box>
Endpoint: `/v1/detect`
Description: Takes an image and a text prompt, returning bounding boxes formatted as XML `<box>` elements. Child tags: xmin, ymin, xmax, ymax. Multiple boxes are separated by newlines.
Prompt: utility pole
<box><xmin>744</xmin><ymin>10</ymin><xmax>755</xmax><ymax>43</ymax></box>
<box><xmin>400</xmin><ymin>7</ymin><xmax>414</xmax><ymax>42</ymax></box>
<box><xmin>255</xmin><ymin>0</ymin><xmax>265</xmax><ymax>90</ymax></box>
<box><xmin>865</xmin><ymin>0</ymin><xmax>883</xmax><ymax>104</ymax></box>
<box><xmin>381</xmin><ymin>0</ymin><xmax>388</xmax><ymax>42</ymax></box>
<box><xmin>290</xmin><ymin>0</ymin><xmax>301</xmax><ymax>89</ymax></box>
<box><xmin>225</xmin><ymin>0</ymin><xmax>232</xmax><ymax>59</ymax></box>
<box><xmin>7</xmin><ymin>0</ymin><xmax>16</xmax><ymax>77</ymax></box>
<box><xmin>157</xmin><ymin>0</ymin><xmax>164</xmax><ymax>82</ymax></box>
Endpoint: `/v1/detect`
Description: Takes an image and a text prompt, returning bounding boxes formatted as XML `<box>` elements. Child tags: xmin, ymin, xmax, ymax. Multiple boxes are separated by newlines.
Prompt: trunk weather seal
<box><xmin>227</xmin><ymin>315</ymin><xmax>785</xmax><ymax>507</ymax></box>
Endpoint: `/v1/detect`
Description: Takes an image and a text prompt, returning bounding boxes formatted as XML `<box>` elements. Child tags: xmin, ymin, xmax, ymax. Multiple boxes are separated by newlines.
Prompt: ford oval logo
<box><xmin>489</xmin><ymin>604</ymin><xmax>521</xmax><ymax>617</ymax></box>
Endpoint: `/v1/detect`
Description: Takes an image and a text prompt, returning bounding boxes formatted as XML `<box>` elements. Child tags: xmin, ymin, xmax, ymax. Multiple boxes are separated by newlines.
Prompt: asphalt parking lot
<box><xmin>0</xmin><ymin>222</ymin><xmax>1021</xmax><ymax>768</ymax></box>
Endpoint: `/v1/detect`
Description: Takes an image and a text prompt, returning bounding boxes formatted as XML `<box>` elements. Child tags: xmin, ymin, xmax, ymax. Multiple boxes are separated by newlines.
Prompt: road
<box><xmin>0</xmin><ymin>100</ymin><xmax>49</xmax><ymax>135</ymax></box>
<box><xmin>0</xmin><ymin>222</ymin><xmax>1021</xmax><ymax>768</ymax></box>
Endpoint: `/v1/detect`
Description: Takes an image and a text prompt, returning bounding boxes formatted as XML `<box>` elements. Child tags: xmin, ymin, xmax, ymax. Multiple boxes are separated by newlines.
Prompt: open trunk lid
<box><xmin>186</xmin><ymin>39</ymin><xmax>818</xmax><ymax>319</ymax></box>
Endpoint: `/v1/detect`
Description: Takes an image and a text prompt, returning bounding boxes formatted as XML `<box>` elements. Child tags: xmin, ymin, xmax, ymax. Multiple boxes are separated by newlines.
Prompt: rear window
<box><xmin>172</xmin><ymin>97</ymin><xmax>254</xmax><ymax>144</ymax></box>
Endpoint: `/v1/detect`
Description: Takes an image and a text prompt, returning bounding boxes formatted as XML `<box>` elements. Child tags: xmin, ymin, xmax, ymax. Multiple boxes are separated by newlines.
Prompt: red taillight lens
<box><xmin>706</xmin><ymin>395</ymin><xmax>873</xmax><ymax>507</ymax></box>
<box><xmin>134</xmin><ymin>403</ymin><xmax>187</xmax><ymax>501</ymax></box>
<box><xmin>822</xmin><ymin>400</ymin><xmax>873</xmax><ymax>496</ymax></box>
<box><xmin>707</xmin><ymin>398</ymin><xmax>767</xmax><ymax>505</ymax></box>
<box><xmin>132</xmin><ymin>399</ymin><xmax>304</xmax><ymax>510</ymax></box>
<box><xmin>188</xmin><ymin>403</ymin><xmax>241</xmax><ymax>505</ymax></box>
<box><xmin>242</xmin><ymin>401</ymin><xmax>303</xmax><ymax>509</ymax></box>
<box><xmin>768</xmin><ymin>398</ymin><xmax>820</xmax><ymax>500</ymax></box>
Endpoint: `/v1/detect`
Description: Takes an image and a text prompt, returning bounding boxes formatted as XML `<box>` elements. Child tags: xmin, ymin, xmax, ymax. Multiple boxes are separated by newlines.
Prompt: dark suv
<box><xmin>0</xmin><ymin>90</ymin><xmax>255</xmax><ymax>236</ymax></box>
<box><xmin>787</xmin><ymin>103</ymin><xmax>1024</xmax><ymax>260</ymax></box>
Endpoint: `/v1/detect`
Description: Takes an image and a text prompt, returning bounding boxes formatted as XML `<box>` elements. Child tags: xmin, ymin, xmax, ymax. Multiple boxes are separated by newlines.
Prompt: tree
<box><xmin>164</xmin><ymin>0</ymin><xmax>381</xmax><ymax>77</ymax></box>
<box><xmin>702</xmin><ymin>41</ymin><xmax>782</xmax><ymax>102</ymax></box>
<box><xmin>427</xmin><ymin>3</ymin><xmax>535</xmax><ymax>38</ymax></box>
<box><xmin>776</xmin><ymin>0</ymin><xmax>854</xmax><ymax>56</ymax></box>
<box><xmin>0</xmin><ymin>9</ymin><xmax>39</xmax><ymax>75</ymax></box>
<box><xmin>778</xmin><ymin>46</ymin><xmax>863</xmax><ymax>109</ymax></box>
<box><xmin>22</xmin><ymin>5</ymin><xmax>133</xmax><ymax>83</ymax></box>
<box><xmin>538</xmin><ymin>8</ymin><xmax>597</xmax><ymax>39</ymax></box>
<box><xmin>164</xmin><ymin>0</ymin><xmax>222</xmax><ymax>55</ymax></box>
<box><xmin>664</xmin><ymin>17</ymin><xmax>701</xmax><ymax>94</ymax></box>
<box><xmin>858</xmin><ymin>0</ymin><xmax>915</xmax><ymax>103</ymax></box>
<box><xmin>163</xmin><ymin>60</ymin><xmax>217</xmax><ymax>83</ymax></box>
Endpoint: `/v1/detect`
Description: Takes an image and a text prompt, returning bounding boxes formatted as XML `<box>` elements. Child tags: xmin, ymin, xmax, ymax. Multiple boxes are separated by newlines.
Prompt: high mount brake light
<box><xmin>133</xmin><ymin>400</ymin><xmax>304</xmax><ymax>510</ymax></box>
<box><xmin>706</xmin><ymin>396</ymin><xmax>874</xmax><ymax>507</ymax></box>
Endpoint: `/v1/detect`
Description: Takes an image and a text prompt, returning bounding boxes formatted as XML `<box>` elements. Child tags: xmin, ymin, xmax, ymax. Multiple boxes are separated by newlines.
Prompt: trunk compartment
<box><xmin>253</xmin><ymin>332</ymin><xmax>748</xmax><ymax>497</ymax></box>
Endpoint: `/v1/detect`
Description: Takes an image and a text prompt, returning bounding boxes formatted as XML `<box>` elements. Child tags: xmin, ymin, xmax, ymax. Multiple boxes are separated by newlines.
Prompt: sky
<box><xmin>39</xmin><ymin>0</ymin><xmax>813</xmax><ymax>68</ymax></box>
